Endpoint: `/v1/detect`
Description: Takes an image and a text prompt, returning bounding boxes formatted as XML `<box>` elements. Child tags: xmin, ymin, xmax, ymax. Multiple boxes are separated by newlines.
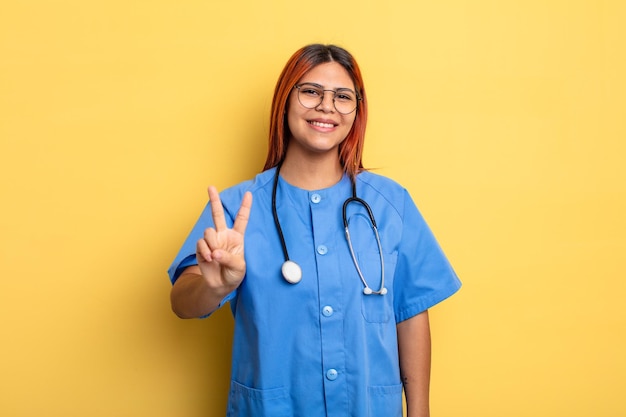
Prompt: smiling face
<box><xmin>285</xmin><ymin>62</ymin><xmax>357</xmax><ymax>161</ymax></box>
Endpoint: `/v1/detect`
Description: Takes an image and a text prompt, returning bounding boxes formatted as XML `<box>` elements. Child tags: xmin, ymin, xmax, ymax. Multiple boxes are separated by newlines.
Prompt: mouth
<box><xmin>308</xmin><ymin>120</ymin><xmax>337</xmax><ymax>129</ymax></box>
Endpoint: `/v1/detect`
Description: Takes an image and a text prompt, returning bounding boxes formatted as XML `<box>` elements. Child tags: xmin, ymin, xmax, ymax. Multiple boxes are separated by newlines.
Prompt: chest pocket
<box><xmin>227</xmin><ymin>381</ymin><xmax>290</xmax><ymax>417</ymax></box>
<box><xmin>357</xmin><ymin>250</ymin><xmax>397</xmax><ymax>323</ymax></box>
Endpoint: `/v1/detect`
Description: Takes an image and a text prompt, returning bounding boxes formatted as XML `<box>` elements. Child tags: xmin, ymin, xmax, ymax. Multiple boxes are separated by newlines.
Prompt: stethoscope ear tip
<box><xmin>363</xmin><ymin>287</ymin><xmax>387</xmax><ymax>295</ymax></box>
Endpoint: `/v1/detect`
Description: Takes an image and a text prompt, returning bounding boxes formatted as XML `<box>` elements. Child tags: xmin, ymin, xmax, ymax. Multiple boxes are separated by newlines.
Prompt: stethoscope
<box><xmin>271</xmin><ymin>165</ymin><xmax>387</xmax><ymax>295</ymax></box>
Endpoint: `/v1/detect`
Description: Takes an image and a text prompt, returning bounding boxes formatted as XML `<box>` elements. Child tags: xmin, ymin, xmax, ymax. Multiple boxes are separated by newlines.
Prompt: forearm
<box><xmin>170</xmin><ymin>266</ymin><xmax>233</xmax><ymax>319</ymax></box>
<box><xmin>397</xmin><ymin>310</ymin><xmax>431</xmax><ymax>417</ymax></box>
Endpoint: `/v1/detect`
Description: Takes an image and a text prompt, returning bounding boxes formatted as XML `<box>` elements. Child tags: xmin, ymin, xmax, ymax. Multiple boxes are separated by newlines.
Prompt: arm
<box><xmin>170</xmin><ymin>187</ymin><xmax>252</xmax><ymax>319</ymax></box>
<box><xmin>170</xmin><ymin>265</ymin><xmax>235</xmax><ymax>318</ymax></box>
<box><xmin>397</xmin><ymin>310</ymin><xmax>431</xmax><ymax>417</ymax></box>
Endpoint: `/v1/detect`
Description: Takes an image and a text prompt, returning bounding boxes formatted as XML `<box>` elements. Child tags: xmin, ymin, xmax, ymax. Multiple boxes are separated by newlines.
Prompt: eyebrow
<box><xmin>299</xmin><ymin>82</ymin><xmax>356</xmax><ymax>93</ymax></box>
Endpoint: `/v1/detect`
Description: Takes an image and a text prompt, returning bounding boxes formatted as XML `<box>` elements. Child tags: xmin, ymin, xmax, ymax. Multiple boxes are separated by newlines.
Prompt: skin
<box><xmin>398</xmin><ymin>310</ymin><xmax>432</xmax><ymax>417</ymax></box>
<box><xmin>170</xmin><ymin>61</ymin><xmax>432</xmax><ymax>416</ymax></box>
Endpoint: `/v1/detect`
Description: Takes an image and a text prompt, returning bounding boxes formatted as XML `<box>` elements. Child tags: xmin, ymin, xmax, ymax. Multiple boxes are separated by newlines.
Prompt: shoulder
<box><xmin>357</xmin><ymin>170</ymin><xmax>404</xmax><ymax>190</ymax></box>
<box><xmin>219</xmin><ymin>168</ymin><xmax>276</xmax><ymax>210</ymax></box>
<box><xmin>357</xmin><ymin>170</ymin><xmax>411</xmax><ymax>208</ymax></box>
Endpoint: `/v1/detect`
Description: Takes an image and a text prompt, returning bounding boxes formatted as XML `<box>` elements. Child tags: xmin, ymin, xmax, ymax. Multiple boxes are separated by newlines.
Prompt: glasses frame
<box><xmin>293</xmin><ymin>83</ymin><xmax>361</xmax><ymax>115</ymax></box>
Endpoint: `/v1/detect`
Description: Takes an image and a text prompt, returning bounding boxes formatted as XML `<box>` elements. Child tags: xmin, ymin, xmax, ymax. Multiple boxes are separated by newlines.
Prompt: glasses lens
<box><xmin>333</xmin><ymin>89</ymin><xmax>357</xmax><ymax>114</ymax></box>
<box><xmin>296</xmin><ymin>84</ymin><xmax>358</xmax><ymax>114</ymax></box>
<box><xmin>297</xmin><ymin>84</ymin><xmax>324</xmax><ymax>109</ymax></box>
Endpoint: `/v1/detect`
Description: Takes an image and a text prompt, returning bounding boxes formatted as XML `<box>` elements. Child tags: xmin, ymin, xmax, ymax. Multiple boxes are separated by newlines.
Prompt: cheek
<box><xmin>343</xmin><ymin>114</ymin><xmax>357</xmax><ymax>131</ymax></box>
<box><xmin>286</xmin><ymin>110</ymin><xmax>299</xmax><ymax>135</ymax></box>
<box><xmin>284</xmin><ymin>101</ymin><xmax>299</xmax><ymax>134</ymax></box>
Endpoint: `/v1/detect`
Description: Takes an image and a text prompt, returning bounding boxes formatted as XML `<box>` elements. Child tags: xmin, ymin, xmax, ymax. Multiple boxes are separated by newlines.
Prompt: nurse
<box><xmin>168</xmin><ymin>44</ymin><xmax>461</xmax><ymax>417</ymax></box>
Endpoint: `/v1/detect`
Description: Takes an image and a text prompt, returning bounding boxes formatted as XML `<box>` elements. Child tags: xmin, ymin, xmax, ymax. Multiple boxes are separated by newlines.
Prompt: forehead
<box><xmin>298</xmin><ymin>62</ymin><xmax>355</xmax><ymax>90</ymax></box>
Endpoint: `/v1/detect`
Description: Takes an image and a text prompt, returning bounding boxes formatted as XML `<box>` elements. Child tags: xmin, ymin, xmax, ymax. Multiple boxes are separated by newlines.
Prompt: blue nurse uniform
<box><xmin>168</xmin><ymin>167</ymin><xmax>461</xmax><ymax>417</ymax></box>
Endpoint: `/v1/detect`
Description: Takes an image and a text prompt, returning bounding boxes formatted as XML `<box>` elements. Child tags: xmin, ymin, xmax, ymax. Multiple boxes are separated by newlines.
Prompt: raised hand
<box><xmin>196</xmin><ymin>186</ymin><xmax>253</xmax><ymax>290</ymax></box>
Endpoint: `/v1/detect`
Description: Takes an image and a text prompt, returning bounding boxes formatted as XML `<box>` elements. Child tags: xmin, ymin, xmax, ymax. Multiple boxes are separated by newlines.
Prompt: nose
<box><xmin>317</xmin><ymin>91</ymin><xmax>335</xmax><ymax>113</ymax></box>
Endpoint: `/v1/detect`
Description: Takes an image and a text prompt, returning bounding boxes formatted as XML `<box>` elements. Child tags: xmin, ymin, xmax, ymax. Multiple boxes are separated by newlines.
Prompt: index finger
<box><xmin>208</xmin><ymin>186</ymin><xmax>227</xmax><ymax>232</ymax></box>
<box><xmin>232</xmin><ymin>191</ymin><xmax>253</xmax><ymax>235</ymax></box>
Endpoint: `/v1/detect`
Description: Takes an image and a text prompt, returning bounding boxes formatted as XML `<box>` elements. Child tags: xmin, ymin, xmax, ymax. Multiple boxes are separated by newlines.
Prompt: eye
<box><xmin>299</xmin><ymin>85</ymin><xmax>322</xmax><ymax>97</ymax></box>
<box><xmin>335</xmin><ymin>90</ymin><xmax>356</xmax><ymax>102</ymax></box>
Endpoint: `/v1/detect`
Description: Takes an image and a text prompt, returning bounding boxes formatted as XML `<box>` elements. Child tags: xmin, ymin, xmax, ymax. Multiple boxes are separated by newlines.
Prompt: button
<box><xmin>322</xmin><ymin>306</ymin><xmax>334</xmax><ymax>317</ymax></box>
<box><xmin>317</xmin><ymin>245</ymin><xmax>328</xmax><ymax>255</ymax></box>
<box><xmin>326</xmin><ymin>369</ymin><xmax>338</xmax><ymax>381</ymax></box>
<box><xmin>310</xmin><ymin>193</ymin><xmax>321</xmax><ymax>204</ymax></box>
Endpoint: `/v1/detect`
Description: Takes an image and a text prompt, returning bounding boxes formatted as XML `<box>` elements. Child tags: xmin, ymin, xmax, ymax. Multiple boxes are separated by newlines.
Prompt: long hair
<box><xmin>263</xmin><ymin>44</ymin><xmax>368</xmax><ymax>179</ymax></box>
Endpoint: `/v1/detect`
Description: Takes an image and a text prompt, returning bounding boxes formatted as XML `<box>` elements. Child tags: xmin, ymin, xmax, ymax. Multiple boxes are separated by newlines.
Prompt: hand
<box><xmin>196</xmin><ymin>186</ymin><xmax>253</xmax><ymax>291</ymax></box>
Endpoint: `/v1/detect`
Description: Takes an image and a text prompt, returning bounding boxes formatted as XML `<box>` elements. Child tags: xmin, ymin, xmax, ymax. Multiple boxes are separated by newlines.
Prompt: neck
<box><xmin>279</xmin><ymin>151</ymin><xmax>343</xmax><ymax>190</ymax></box>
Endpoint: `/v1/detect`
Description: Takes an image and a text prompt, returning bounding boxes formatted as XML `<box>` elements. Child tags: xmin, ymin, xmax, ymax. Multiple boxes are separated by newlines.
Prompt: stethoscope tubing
<box><xmin>272</xmin><ymin>164</ymin><xmax>290</xmax><ymax>263</ymax></box>
<box><xmin>343</xmin><ymin>192</ymin><xmax>387</xmax><ymax>295</ymax></box>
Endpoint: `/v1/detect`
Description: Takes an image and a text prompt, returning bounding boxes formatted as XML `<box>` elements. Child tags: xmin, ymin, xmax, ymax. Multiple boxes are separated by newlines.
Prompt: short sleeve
<box><xmin>392</xmin><ymin>190</ymin><xmax>461</xmax><ymax>322</ymax></box>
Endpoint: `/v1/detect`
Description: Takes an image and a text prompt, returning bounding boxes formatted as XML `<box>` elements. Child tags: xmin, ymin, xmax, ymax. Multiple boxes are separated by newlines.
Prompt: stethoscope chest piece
<box><xmin>281</xmin><ymin>260</ymin><xmax>302</xmax><ymax>284</ymax></box>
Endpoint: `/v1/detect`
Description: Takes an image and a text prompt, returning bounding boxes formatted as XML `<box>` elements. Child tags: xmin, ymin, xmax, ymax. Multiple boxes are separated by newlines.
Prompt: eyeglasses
<box><xmin>294</xmin><ymin>83</ymin><xmax>360</xmax><ymax>115</ymax></box>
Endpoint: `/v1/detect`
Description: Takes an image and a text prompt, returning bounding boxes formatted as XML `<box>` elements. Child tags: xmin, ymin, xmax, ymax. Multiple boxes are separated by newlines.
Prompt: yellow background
<box><xmin>1</xmin><ymin>1</ymin><xmax>625</xmax><ymax>416</ymax></box>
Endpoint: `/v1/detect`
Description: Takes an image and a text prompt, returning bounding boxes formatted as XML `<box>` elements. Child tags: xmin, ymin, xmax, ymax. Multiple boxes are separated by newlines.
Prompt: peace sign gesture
<box><xmin>196</xmin><ymin>186</ymin><xmax>253</xmax><ymax>291</ymax></box>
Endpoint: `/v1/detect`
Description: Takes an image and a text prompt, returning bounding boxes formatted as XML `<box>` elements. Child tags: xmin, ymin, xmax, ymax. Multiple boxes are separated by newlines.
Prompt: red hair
<box><xmin>263</xmin><ymin>44</ymin><xmax>368</xmax><ymax>180</ymax></box>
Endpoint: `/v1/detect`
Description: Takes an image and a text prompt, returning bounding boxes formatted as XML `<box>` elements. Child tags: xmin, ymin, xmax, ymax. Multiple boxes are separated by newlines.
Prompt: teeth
<box><xmin>310</xmin><ymin>121</ymin><xmax>334</xmax><ymax>128</ymax></box>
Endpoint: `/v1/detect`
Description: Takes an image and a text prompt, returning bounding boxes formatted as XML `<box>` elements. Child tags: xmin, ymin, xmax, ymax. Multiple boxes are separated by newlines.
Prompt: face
<box><xmin>286</xmin><ymin>62</ymin><xmax>358</xmax><ymax>159</ymax></box>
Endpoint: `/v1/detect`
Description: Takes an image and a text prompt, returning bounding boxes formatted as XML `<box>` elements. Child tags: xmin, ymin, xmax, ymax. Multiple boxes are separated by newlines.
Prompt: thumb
<box><xmin>212</xmin><ymin>249</ymin><xmax>246</xmax><ymax>274</ymax></box>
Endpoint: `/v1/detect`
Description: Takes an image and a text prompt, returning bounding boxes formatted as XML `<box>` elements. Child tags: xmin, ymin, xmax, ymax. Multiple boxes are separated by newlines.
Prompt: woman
<box><xmin>168</xmin><ymin>44</ymin><xmax>461</xmax><ymax>417</ymax></box>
